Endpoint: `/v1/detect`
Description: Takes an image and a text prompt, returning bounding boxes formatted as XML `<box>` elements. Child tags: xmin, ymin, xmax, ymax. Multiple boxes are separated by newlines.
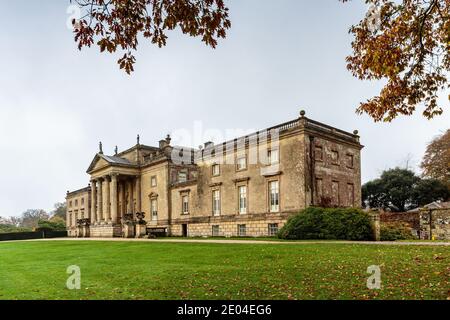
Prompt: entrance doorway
<box><xmin>182</xmin><ymin>224</ymin><xmax>188</xmax><ymax>237</ymax></box>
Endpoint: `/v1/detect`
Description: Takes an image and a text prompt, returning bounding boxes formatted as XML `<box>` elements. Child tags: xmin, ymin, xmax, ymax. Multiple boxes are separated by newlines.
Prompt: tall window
<box><xmin>212</xmin><ymin>190</ymin><xmax>221</xmax><ymax>216</ymax></box>
<box><xmin>269</xmin><ymin>181</ymin><xmax>280</xmax><ymax>212</ymax></box>
<box><xmin>237</xmin><ymin>224</ymin><xmax>246</xmax><ymax>237</ymax></box>
<box><xmin>182</xmin><ymin>195</ymin><xmax>189</xmax><ymax>214</ymax></box>
<box><xmin>151</xmin><ymin>199</ymin><xmax>158</xmax><ymax>221</ymax></box>
<box><xmin>236</xmin><ymin>156</ymin><xmax>247</xmax><ymax>171</ymax></box>
<box><xmin>212</xmin><ymin>164</ymin><xmax>220</xmax><ymax>176</ymax></box>
<box><xmin>151</xmin><ymin>176</ymin><xmax>157</xmax><ymax>187</ymax></box>
<box><xmin>268</xmin><ymin>149</ymin><xmax>279</xmax><ymax>165</ymax></box>
<box><xmin>238</xmin><ymin>186</ymin><xmax>247</xmax><ymax>214</ymax></box>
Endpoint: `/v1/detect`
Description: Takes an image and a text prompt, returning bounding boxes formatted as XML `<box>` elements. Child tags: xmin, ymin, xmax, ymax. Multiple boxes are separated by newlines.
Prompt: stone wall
<box><xmin>90</xmin><ymin>224</ymin><xmax>122</xmax><ymax>238</ymax></box>
<box><xmin>171</xmin><ymin>216</ymin><xmax>288</xmax><ymax>237</ymax></box>
<box><xmin>380</xmin><ymin>211</ymin><xmax>420</xmax><ymax>237</ymax></box>
<box><xmin>419</xmin><ymin>208</ymin><xmax>450</xmax><ymax>240</ymax></box>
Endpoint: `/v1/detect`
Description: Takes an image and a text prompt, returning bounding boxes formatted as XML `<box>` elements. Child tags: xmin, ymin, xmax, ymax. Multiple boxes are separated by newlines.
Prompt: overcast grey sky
<box><xmin>0</xmin><ymin>0</ymin><xmax>448</xmax><ymax>216</ymax></box>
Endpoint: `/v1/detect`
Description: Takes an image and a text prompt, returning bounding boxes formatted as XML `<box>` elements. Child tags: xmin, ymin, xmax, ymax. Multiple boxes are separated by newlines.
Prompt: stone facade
<box><xmin>66</xmin><ymin>111</ymin><xmax>363</xmax><ymax>238</ymax></box>
<box><xmin>66</xmin><ymin>187</ymin><xmax>91</xmax><ymax>237</ymax></box>
<box><xmin>419</xmin><ymin>208</ymin><xmax>450</xmax><ymax>240</ymax></box>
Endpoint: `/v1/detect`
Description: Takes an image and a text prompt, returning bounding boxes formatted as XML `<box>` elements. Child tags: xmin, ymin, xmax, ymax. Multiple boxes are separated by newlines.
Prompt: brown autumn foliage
<box><xmin>420</xmin><ymin>129</ymin><xmax>450</xmax><ymax>187</ymax></box>
<box><xmin>342</xmin><ymin>0</ymin><xmax>449</xmax><ymax>121</ymax></box>
<box><xmin>71</xmin><ymin>0</ymin><xmax>231</xmax><ymax>74</ymax></box>
<box><xmin>71</xmin><ymin>0</ymin><xmax>449</xmax><ymax>122</ymax></box>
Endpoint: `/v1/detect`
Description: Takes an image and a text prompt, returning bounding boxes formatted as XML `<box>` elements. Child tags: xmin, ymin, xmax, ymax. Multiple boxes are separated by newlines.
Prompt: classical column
<box><xmin>121</xmin><ymin>181</ymin><xmax>126</xmax><ymax>218</ymax></box>
<box><xmin>104</xmin><ymin>175</ymin><xmax>111</xmax><ymax>222</ymax></box>
<box><xmin>135</xmin><ymin>175</ymin><xmax>141</xmax><ymax>212</ymax></box>
<box><xmin>110</xmin><ymin>174</ymin><xmax>118</xmax><ymax>224</ymax></box>
<box><xmin>127</xmin><ymin>179</ymin><xmax>133</xmax><ymax>213</ymax></box>
<box><xmin>97</xmin><ymin>178</ymin><xmax>103</xmax><ymax>222</ymax></box>
<box><xmin>91</xmin><ymin>180</ymin><xmax>97</xmax><ymax>224</ymax></box>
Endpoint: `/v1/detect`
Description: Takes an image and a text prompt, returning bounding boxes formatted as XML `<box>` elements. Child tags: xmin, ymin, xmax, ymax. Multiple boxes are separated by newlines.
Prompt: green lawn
<box><xmin>0</xmin><ymin>240</ymin><xmax>448</xmax><ymax>300</ymax></box>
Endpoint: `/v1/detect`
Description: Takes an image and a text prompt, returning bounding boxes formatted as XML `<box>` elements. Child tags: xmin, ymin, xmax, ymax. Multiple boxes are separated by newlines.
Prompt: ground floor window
<box><xmin>212</xmin><ymin>225</ymin><xmax>220</xmax><ymax>237</ymax></box>
<box><xmin>237</xmin><ymin>224</ymin><xmax>246</xmax><ymax>237</ymax></box>
<box><xmin>268</xmin><ymin>223</ymin><xmax>279</xmax><ymax>236</ymax></box>
<box><xmin>151</xmin><ymin>199</ymin><xmax>158</xmax><ymax>221</ymax></box>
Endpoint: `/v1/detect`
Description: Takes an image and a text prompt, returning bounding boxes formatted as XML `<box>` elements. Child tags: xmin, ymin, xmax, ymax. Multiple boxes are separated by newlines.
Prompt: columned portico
<box><xmin>88</xmin><ymin>172</ymin><xmax>140</xmax><ymax>237</ymax></box>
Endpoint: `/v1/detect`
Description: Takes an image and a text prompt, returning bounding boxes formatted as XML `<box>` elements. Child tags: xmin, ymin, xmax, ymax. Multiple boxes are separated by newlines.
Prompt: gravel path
<box><xmin>4</xmin><ymin>237</ymin><xmax>449</xmax><ymax>246</ymax></box>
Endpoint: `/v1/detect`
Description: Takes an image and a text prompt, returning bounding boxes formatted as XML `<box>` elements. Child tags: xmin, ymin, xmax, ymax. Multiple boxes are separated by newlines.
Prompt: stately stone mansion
<box><xmin>66</xmin><ymin>111</ymin><xmax>363</xmax><ymax>238</ymax></box>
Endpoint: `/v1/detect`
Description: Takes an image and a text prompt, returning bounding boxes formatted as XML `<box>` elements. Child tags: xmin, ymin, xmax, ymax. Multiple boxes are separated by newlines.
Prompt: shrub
<box><xmin>36</xmin><ymin>219</ymin><xmax>66</xmax><ymax>232</ymax></box>
<box><xmin>277</xmin><ymin>207</ymin><xmax>374</xmax><ymax>240</ymax></box>
<box><xmin>380</xmin><ymin>222</ymin><xmax>417</xmax><ymax>241</ymax></box>
<box><xmin>0</xmin><ymin>224</ymin><xmax>32</xmax><ymax>234</ymax></box>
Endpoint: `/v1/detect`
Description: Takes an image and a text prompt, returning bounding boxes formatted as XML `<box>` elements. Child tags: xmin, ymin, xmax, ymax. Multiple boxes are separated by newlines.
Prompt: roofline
<box><xmin>66</xmin><ymin>186</ymin><xmax>90</xmax><ymax>197</ymax></box>
<box><xmin>116</xmin><ymin>144</ymin><xmax>159</xmax><ymax>157</ymax></box>
<box><xmin>189</xmin><ymin>115</ymin><xmax>361</xmax><ymax>153</ymax></box>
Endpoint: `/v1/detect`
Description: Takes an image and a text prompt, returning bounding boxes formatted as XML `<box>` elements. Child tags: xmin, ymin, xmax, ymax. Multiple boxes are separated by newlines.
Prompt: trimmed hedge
<box><xmin>277</xmin><ymin>207</ymin><xmax>374</xmax><ymax>240</ymax></box>
<box><xmin>0</xmin><ymin>230</ymin><xmax>67</xmax><ymax>241</ymax></box>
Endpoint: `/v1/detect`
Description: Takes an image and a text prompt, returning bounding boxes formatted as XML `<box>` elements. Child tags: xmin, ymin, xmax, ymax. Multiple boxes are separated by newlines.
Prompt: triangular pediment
<box><xmin>86</xmin><ymin>154</ymin><xmax>108</xmax><ymax>173</ymax></box>
<box><xmin>86</xmin><ymin>153</ymin><xmax>135</xmax><ymax>173</ymax></box>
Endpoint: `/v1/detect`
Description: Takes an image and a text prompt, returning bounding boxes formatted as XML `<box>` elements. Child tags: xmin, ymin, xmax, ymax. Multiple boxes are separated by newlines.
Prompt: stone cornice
<box><xmin>233</xmin><ymin>177</ymin><xmax>250</xmax><ymax>184</ymax></box>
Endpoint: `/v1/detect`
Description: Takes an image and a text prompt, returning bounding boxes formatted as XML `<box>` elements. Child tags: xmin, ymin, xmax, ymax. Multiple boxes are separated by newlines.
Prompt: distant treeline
<box><xmin>0</xmin><ymin>202</ymin><xmax>66</xmax><ymax>233</ymax></box>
